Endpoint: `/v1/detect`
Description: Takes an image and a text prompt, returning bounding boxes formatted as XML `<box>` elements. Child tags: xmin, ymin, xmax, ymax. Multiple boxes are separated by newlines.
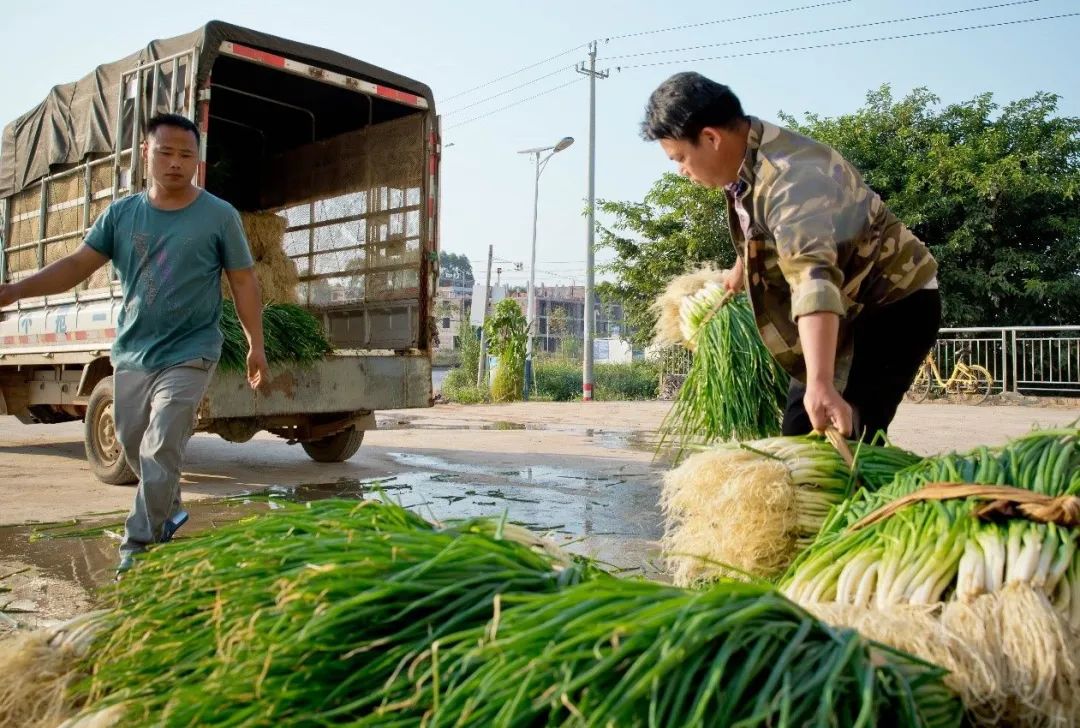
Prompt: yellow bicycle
<box><xmin>906</xmin><ymin>345</ymin><xmax>993</xmax><ymax>405</ymax></box>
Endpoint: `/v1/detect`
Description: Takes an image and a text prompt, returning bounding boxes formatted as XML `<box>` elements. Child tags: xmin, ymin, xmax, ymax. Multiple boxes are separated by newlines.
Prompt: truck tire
<box><xmin>301</xmin><ymin>425</ymin><xmax>364</xmax><ymax>463</ymax></box>
<box><xmin>85</xmin><ymin>376</ymin><xmax>139</xmax><ymax>485</ymax></box>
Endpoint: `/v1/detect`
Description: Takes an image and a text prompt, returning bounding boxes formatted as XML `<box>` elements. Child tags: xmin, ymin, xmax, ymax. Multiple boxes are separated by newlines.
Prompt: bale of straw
<box><xmin>221</xmin><ymin>212</ymin><xmax>298</xmax><ymax>304</ymax></box>
<box><xmin>651</xmin><ymin>265</ymin><xmax>727</xmax><ymax>348</ymax></box>
<box><xmin>809</xmin><ymin>583</ymin><xmax>1080</xmax><ymax>727</ymax></box>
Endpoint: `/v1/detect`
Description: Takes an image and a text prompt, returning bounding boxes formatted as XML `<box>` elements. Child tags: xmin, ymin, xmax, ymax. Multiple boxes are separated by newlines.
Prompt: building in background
<box><xmin>433</xmin><ymin>282</ymin><xmax>472</xmax><ymax>354</ymax></box>
<box><xmin>508</xmin><ymin>284</ymin><xmax>626</xmax><ymax>355</ymax></box>
<box><xmin>435</xmin><ymin>282</ymin><xmax>628</xmax><ymax>356</ymax></box>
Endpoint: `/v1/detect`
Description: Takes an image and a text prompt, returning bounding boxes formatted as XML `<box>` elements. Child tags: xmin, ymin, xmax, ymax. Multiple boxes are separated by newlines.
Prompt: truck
<box><xmin>0</xmin><ymin>21</ymin><xmax>439</xmax><ymax>484</ymax></box>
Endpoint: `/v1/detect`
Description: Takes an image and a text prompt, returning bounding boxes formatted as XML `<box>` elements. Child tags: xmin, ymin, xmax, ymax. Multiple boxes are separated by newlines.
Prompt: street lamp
<box><xmin>518</xmin><ymin>135</ymin><xmax>574</xmax><ymax>399</ymax></box>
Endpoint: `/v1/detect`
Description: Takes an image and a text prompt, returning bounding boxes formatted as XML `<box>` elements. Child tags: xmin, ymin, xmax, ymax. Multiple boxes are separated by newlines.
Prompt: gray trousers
<box><xmin>114</xmin><ymin>358</ymin><xmax>215</xmax><ymax>555</ymax></box>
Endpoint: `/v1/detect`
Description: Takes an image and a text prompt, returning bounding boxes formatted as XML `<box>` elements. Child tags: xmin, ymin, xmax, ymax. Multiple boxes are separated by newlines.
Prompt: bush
<box><xmin>533</xmin><ymin>360</ymin><xmax>659</xmax><ymax>401</ymax></box>
<box><xmin>443</xmin><ymin>383</ymin><xmax>489</xmax><ymax>404</ymax></box>
<box><xmin>595</xmin><ymin>361</ymin><xmax>659</xmax><ymax>400</ymax></box>
<box><xmin>457</xmin><ymin>323</ymin><xmax>481</xmax><ymax>378</ymax></box>
<box><xmin>441</xmin><ymin>367</ymin><xmax>489</xmax><ymax>404</ymax></box>
<box><xmin>557</xmin><ymin>337</ymin><xmax>583</xmax><ymax>361</ymax></box>
<box><xmin>438</xmin><ymin>325</ymin><xmax>490</xmax><ymax>404</ymax></box>
<box><xmin>433</xmin><ymin>350</ymin><xmax>460</xmax><ymax>368</ymax></box>
<box><xmin>485</xmin><ymin>300</ymin><xmax>527</xmax><ymax>402</ymax></box>
<box><xmin>534</xmin><ymin>360</ymin><xmax>580</xmax><ymax>401</ymax></box>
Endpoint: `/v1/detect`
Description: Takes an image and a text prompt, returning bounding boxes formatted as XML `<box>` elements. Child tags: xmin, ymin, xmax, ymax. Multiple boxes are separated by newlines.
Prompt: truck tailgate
<box><xmin>202</xmin><ymin>353</ymin><xmax>431</xmax><ymax>418</ymax></box>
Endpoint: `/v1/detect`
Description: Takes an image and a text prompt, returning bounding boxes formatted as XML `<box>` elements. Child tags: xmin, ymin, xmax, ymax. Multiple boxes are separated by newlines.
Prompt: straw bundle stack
<box><xmin>221</xmin><ymin>212</ymin><xmax>299</xmax><ymax>304</ymax></box>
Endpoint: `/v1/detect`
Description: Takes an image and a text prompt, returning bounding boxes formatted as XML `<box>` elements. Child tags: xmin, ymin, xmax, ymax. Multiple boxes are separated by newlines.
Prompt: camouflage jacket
<box><xmin>725</xmin><ymin>116</ymin><xmax>938</xmax><ymax>389</ymax></box>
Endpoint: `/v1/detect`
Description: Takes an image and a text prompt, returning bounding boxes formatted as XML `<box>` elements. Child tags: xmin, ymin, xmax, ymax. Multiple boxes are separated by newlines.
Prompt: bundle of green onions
<box><xmin>218</xmin><ymin>300</ymin><xmax>333</xmax><ymax>373</ymax></box>
<box><xmin>370</xmin><ymin>579</ymin><xmax>962</xmax><ymax>728</ymax></box>
<box><xmin>662</xmin><ymin>434</ymin><xmax>922</xmax><ymax>585</ymax></box>
<box><xmin>654</xmin><ymin>271</ymin><xmax>788</xmax><ymax>455</ymax></box>
<box><xmin>806</xmin><ymin>584</ymin><xmax>1080</xmax><ymax>727</ymax></box>
<box><xmin>69</xmin><ymin>499</ymin><xmax>599</xmax><ymax>726</ymax></box>
<box><xmin>781</xmin><ymin>427</ymin><xmax>1080</xmax><ymax>726</ymax></box>
<box><xmin>782</xmin><ymin>427</ymin><xmax>1080</xmax><ymax>613</ymax></box>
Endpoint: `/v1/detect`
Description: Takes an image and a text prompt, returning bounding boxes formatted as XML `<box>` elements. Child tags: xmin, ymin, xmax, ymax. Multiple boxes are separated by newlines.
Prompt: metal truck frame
<box><xmin>0</xmin><ymin>22</ymin><xmax>439</xmax><ymax>483</ymax></box>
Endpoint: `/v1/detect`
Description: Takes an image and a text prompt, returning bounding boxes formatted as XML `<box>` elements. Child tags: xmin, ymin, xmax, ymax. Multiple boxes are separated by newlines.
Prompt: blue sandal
<box><xmin>161</xmin><ymin>510</ymin><xmax>189</xmax><ymax>542</ymax></box>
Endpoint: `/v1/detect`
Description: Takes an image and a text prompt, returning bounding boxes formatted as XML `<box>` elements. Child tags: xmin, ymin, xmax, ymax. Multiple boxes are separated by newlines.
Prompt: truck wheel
<box><xmin>85</xmin><ymin>376</ymin><xmax>138</xmax><ymax>485</ymax></box>
<box><xmin>301</xmin><ymin>425</ymin><xmax>364</xmax><ymax>463</ymax></box>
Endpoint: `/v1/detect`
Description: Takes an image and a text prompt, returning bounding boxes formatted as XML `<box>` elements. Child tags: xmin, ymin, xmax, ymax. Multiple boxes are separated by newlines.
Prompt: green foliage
<box><xmin>440</xmin><ymin>324</ymin><xmax>488</xmax><ymax>404</ymax></box>
<box><xmin>779</xmin><ymin>85</ymin><xmax>1080</xmax><ymax>326</ymax></box>
<box><xmin>456</xmin><ymin>319</ymin><xmax>481</xmax><ymax>380</ymax></box>
<box><xmin>438</xmin><ymin>251</ymin><xmax>475</xmax><ymax>287</ymax></box>
<box><xmin>440</xmin><ymin>370</ymin><xmax>489</xmax><ymax>405</ymax></box>
<box><xmin>547</xmin><ymin>306</ymin><xmax>570</xmax><ymax>337</ymax></box>
<box><xmin>595</xmin><ymin>361</ymin><xmax>659</xmax><ymax>400</ymax></box>
<box><xmin>533</xmin><ymin>360</ymin><xmax>580</xmax><ymax>401</ymax></box>
<box><xmin>557</xmin><ymin>336</ymin><xmax>583</xmax><ymax>361</ymax></box>
<box><xmin>484</xmin><ymin>299</ymin><xmax>527</xmax><ymax>402</ymax></box>
<box><xmin>598</xmin><ymin>87</ymin><xmax>1080</xmax><ymax>333</ymax></box>
<box><xmin>533</xmin><ymin>360</ymin><xmax>658</xmax><ymax>401</ymax></box>
<box><xmin>596</xmin><ymin>173</ymin><xmax>736</xmax><ymax>348</ymax></box>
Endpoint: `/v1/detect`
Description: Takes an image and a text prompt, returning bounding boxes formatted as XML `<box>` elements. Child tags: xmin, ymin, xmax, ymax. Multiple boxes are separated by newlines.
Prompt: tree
<box><xmin>597</xmin><ymin>87</ymin><xmax>1080</xmax><ymax>335</ymax></box>
<box><xmin>545</xmin><ymin>305</ymin><xmax>571</xmax><ymax>359</ymax></box>
<box><xmin>439</xmin><ymin>251</ymin><xmax>475</xmax><ymax>287</ymax></box>
<box><xmin>484</xmin><ymin>299</ymin><xmax>528</xmax><ymax>402</ymax></box>
<box><xmin>779</xmin><ymin>86</ymin><xmax>1080</xmax><ymax>326</ymax></box>
<box><xmin>548</xmin><ymin>305</ymin><xmax>569</xmax><ymax>337</ymax></box>
<box><xmin>596</xmin><ymin>173</ymin><xmax>736</xmax><ymax>348</ymax></box>
<box><xmin>456</xmin><ymin>320</ymin><xmax>481</xmax><ymax>378</ymax></box>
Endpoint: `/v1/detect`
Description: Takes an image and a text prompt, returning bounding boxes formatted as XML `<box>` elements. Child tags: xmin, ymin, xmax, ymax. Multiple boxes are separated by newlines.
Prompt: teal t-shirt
<box><xmin>84</xmin><ymin>191</ymin><xmax>254</xmax><ymax>371</ymax></box>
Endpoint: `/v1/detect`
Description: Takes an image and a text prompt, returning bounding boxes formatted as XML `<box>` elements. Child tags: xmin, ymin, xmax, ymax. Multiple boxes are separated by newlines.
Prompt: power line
<box><xmin>442</xmin><ymin>43</ymin><xmax>589</xmax><ymax>102</ymax></box>
<box><xmin>441</xmin><ymin>0</ymin><xmax>849</xmax><ymax>107</ymax></box>
<box><xmin>604</xmin><ymin>0</ymin><xmax>853</xmax><ymax>41</ymax></box>
<box><xmin>442</xmin><ymin>7</ymin><xmax>1074</xmax><ymax>136</ymax></box>
<box><xmin>443</xmin><ymin>65</ymin><xmax>577</xmax><ymax>116</ymax></box>
<box><xmin>604</xmin><ymin>0</ymin><xmax>1045</xmax><ymax>60</ymax></box>
<box><xmin>613</xmin><ymin>12</ymin><xmax>1080</xmax><ymax>70</ymax></box>
<box><xmin>443</xmin><ymin>77</ymin><xmax>587</xmax><ymax>130</ymax></box>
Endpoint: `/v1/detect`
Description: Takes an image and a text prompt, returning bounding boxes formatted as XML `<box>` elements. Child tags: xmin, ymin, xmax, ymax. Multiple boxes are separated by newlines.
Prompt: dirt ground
<box><xmin>0</xmin><ymin>399</ymin><xmax>1076</xmax><ymax>633</ymax></box>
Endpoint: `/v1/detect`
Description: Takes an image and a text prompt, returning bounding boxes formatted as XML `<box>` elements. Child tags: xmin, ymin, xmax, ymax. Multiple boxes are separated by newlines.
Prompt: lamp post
<box><xmin>518</xmin><ymin>135</ymin><xmax>574</xmax><ymax>400</ymax></box>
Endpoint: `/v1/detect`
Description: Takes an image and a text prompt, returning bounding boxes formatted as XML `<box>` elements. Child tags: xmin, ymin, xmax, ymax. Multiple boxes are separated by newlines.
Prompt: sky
<box><xmin>2</xmin><ymin>0</ymin><xmax>1078</xmax><ymax>289</ymax></box>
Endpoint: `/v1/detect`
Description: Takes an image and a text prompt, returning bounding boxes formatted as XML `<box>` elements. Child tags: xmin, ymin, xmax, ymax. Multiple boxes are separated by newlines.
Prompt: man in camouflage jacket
<box><xmin>642</xmin><ymin>72</ymin><xmax>941</xmax><ymax>439</ymax></box>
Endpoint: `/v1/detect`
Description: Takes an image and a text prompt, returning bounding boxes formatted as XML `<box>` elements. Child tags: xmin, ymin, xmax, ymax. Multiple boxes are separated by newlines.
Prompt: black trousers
<box><xmin>781</xmin><ymin>289</ymin><xmax>942</xmax><ymax>440</ymax></box>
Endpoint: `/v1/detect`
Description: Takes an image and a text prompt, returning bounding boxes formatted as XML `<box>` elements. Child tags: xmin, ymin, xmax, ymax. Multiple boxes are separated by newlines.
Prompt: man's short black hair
<box><xmin>641</xmin><ymin>72</ymin><xmax>747</xmax><ymax>142</ymax></box>
<box><xmin>146</xmin><ymin>113</ymin><xmax>200</xmax><ymax>144</ymax></box>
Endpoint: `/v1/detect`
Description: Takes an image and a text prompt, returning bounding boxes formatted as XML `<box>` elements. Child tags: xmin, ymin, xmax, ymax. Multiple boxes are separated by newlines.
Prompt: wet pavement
<box><xmin>0</xmin><ymin>443</ymin><xmax>667</xmax><ymax>633</ymax></box>
<box><xmin>4</xmin><ymin>398</ymin><xmax>1076</xmax><ymax>635</ymax></box>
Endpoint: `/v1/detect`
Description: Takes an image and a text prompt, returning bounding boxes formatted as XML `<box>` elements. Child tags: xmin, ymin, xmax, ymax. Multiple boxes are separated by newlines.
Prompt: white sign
<box><xmin>469</xmin><ymin>284</ymin><xmax>508</xmax><ymax>326</ymax></box>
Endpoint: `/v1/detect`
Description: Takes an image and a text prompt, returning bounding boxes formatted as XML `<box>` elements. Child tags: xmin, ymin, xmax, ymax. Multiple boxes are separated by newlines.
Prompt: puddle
<box><xmin>590</xmin><ymin>429</ymin><xmax>663</xmax><ymax>454</ymax></box>
<box><xmin>485</xmin><ymin>420</ymin><xmax>527</xmax><ymax>430</ymax></box>
<box><xmin>1</xmin><ymin>456</ymin><xmax>665</xmax><ymax>631</ymax></box>
<box><xmin>374</xmin><ymin>416</ymin><xmax>660</xmax><ymax>454</ymax></box>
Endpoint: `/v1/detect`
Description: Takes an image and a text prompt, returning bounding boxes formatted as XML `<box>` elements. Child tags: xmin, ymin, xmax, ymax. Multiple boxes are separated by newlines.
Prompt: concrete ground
<box><xmin>0</xmin><ymin>399</ymin><xmax>1075</xmax><ymax>632</ymax></box>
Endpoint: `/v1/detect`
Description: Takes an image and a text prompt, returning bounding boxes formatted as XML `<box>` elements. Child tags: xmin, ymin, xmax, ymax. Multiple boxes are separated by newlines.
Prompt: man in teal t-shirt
<box><xmin>0</xmin><ymin>113</ymin><xmax>270</xmax><ymax>573</ymax></box>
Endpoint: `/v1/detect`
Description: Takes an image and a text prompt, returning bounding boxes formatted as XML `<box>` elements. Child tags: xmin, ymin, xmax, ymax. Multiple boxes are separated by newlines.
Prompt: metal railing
<box><xmin>937</xmin><ymin>326</ymin><xmax>1080</xmax><ymax>396</ymax></box>
<box><xmin>654</xmin><ymin>326</ymin><xmax>1080</xmax><ymax>397</ymax></box>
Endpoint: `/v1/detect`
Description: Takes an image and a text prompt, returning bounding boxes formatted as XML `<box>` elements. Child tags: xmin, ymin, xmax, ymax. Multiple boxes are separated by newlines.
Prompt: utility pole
<box><xmin>476</xmin><ymin>244</ymin><xmax>494</xmax><ymax>387</ymax></box>
<box><xmin>577</xmin><ymin>42</ymin><xmax>608</xmax><ymax>401</ymax></box>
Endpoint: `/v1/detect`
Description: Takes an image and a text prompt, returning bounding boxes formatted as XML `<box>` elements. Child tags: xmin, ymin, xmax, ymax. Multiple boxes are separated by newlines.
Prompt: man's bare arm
<box><xmin>0</xmin><ymin>245</ymin><xmax>109</xmax><ymax>306</ymax></box>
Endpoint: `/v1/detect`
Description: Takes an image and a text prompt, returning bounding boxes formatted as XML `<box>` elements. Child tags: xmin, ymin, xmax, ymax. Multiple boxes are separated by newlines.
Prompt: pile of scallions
<box><xmin>54</xmin><ymin>498</ymin><xmax>960</xmax><ymax>727</ymax></box>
